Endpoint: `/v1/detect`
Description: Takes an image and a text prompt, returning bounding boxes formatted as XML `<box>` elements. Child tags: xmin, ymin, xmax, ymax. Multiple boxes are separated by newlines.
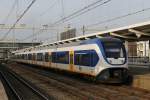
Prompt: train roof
<box><xmin>13</xmin><ymin>37</ymin><xmax>121</xmax><ymax>54</ymax></box>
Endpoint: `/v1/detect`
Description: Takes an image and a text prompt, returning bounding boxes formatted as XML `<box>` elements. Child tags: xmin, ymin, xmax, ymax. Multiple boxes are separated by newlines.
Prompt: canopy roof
<box><xmin>13</xmin><ymin>20</ymin><xmax>150</xmax><ymax>53</ymax></box>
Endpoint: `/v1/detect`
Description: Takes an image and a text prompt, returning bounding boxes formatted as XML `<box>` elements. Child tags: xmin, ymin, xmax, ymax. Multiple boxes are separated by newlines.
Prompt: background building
<box><xmin>137</xmin><ymin>41</ymin><xmax>149</xmax><ymax>57</ymax></box>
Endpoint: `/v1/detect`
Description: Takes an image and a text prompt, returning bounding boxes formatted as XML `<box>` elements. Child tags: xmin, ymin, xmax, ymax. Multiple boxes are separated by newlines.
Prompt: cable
<box><xmin>21</xmin><ymin>0</ymin><xmax>58</xmax><ymax>41</ymax></box>
<box><xmin>60</xmin><ymin>0</ymin><xmax>65</xmax><ymax>22</ymax></box>
<box><xmin>0</xmin><ymin>0</ymin><xmax>37</xmax><ymax>41</ymax></box>
<box><xmin>39</xmin><ymin>0</ymin><xmax>58</xmax><ymax>17</ymax></box>
<box><xmin>39</xmin><ymin>6</ymin><xmax>150</xmax><ymax>42</ymax></box>
<box><xmin>86</xmin><ymin>7</ymin><xmax>150</xmax><ymax>28</ymax></box>
<box><xmin>64</xmin><ymin>0</ymin><xmax>111</xmax><ymax>23</ymax></box>
<box><xmin>49</xmin><ymin>0</ymin><xmax>111</xmax><ymax>26</ymax></box>
<box><xmin>22</xmin><ymin>0</ymin><xmax>111</xmax><ymax>41</ymax></box>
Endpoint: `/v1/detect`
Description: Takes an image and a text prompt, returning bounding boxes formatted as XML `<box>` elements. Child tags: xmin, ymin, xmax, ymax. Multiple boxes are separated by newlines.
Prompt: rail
<box><xmin>0</xmin><ymin>66</ymin><xmax>49</xmax><ymax>100</ymax></box>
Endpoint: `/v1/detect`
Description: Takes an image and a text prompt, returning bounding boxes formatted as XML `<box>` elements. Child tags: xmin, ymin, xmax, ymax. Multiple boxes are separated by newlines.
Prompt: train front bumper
<box><xmin>96</xmin><ymin>68</ymin><xmax>129</xmax><ymax>83</ymax></box>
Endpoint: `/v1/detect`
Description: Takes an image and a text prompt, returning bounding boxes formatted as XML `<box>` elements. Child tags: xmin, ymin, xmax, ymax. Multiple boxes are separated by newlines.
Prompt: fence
<box><xmin>128</xmin><ymin>56</ymin><xmax>149</xmax><ymax>65</ymax></box>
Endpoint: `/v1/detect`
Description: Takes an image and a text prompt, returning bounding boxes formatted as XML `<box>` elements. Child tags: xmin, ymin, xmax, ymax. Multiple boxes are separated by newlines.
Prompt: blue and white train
<box><xmin>12</xmin><ymin>37</ymin><xmax>129</xmax><ymax>83</ymax></box>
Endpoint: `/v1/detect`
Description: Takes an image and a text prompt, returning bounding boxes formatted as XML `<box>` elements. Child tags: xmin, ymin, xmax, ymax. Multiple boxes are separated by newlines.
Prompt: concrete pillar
<box><xmin>125</xmin><ymin>41</ymin><xmax>128</xmax><ymax>56</ymax></box>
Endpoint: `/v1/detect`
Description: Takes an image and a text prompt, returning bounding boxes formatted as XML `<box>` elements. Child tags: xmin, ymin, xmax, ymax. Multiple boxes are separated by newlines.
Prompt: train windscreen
<box><xmin>102</xmin><ymin>41</ymin><xmax>126</xmax><ymax>59</ymax></box>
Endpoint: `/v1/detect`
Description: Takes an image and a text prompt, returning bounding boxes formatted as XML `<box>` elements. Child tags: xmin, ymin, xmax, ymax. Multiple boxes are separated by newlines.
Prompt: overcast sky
<box><xmin>0</xmin><ymin>0</ymin><xmax>150</xmax><ymax>43</ymax></box>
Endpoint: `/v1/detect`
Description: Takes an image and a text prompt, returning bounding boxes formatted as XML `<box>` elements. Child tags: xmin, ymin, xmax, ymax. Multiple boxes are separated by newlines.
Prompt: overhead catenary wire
<box><xmin>21</xmin><ymin>0</ymin><xmax>59</xmax><ymax>41</ymax></box>
<box><xmin>39</xmin><ymin>7</ymin><xmax>150</xmax><ymax>42</ymax></box>
<box><xmin>0</xmin><ymin>0</ymin><xmax>37</xmax><ymax>41</ymax></box>
<box><xmin>39</xmin><ymin>0</ymin><xmax>58</xmax><ymax>17</ymax></box>
<box><xmin>49</xmin><ymin>0</ymin><xmax>111</xmax><ymax>26</ymax></box>
<box><xmin>63</xmin><ymin>0</ymin><xmax>111</xmax><ymax>23</ymax></box>
<box><xmin>22</xmin><ymin>0</ymin><xmax>111</xmax><ymax>41</ymax></box>
<box><xmin>86</xmin><ymin>7</ymin><xmax>150</xmax><ymax>28</ymax></box>
<box><xmin>60</xmin><ymin>0</ymin><xmax>65</xmax><ymax>23</ymax></box>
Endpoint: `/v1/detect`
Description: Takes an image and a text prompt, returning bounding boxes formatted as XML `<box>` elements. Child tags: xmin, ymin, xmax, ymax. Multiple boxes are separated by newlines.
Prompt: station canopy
<box><xmin>54</xmin><ymin>20</ymin><xmax>150</xmax><ymax>43</ymax></box>
<box><xmin>14</xmin><ymin>20</ymin><xmax>150</xmax><ymax>53</ymax></box>
<box><xmin>81</xmin><ymin>20</ymin><xmax>150</xmax><ymax>41</ymax></box>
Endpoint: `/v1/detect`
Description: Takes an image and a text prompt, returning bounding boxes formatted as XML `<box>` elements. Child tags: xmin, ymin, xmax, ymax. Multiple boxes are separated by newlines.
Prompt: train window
<box><xmin>17</xmin><ymin>55</ymin><xmax>19</xmax><ymax>59</ymax></box>
<box><xmin>49</xmin><ymin>55</ymin><xmax>52</xmax><ymax>62</ymax></box>
<box><xmin>52</xmin><ymin>51</ymin><xmax>69</xmax><ymax>64</ymax></box>
<box><xmin>19</xmin><ymin>55</ymin><xmax>21</xmax><ymax>59</ymax></box>
<box><xmin>91</xmin><ymin>50</ymin><xmax>99</xmax><ymax>67</ymax></box>
<box><xmin>57</xmin><ymin>51</ymin><xmax>69</xmax><ymax>64</ymax></box>
<box><xmin>16</xmin><ymin>55</ymin><xmax>18</xmax><ymax>59</ymax></box>
<box><xmin>74</xmin><ymin>50</ymin><xmax>99</xmax><ymax>67</ymax></box>
<box><xmin>24</xmin><ymin>54</ymin><xmax>28</xmax><ymax>60</ymax></box>
<box><xmin>45</xmin><ymin>52</ymin><xmax>49</xmax><ymax>62</ymax></box>
<box><xmin>22</xmin><ymin>54</ymin><xmax>24</xmax><ymax>59</ymax></box>
<box><xmin>33</xmin><ymin>53</ymin><xmax>36</xmax><ymax>60</ymax></box>
<box><xmin>52</xmin><ymin>52</ymin><xmax>57</xmax><ymax>63</ymax></box>
<box><xmin>102</xmin><ymin>41</ymin><xmax>126</xmax><ymax>58</ymax></box>
<box><xmin>28</xmin><ymin>54</ymin><xmax>32</xmax><ymax>60</ymax></box>
<box><xmin>44</xmin><ymin>52</ymin><xmax>52</xmax><ymax>62</ymax></box>
<box><xmin>21</xmin><ymin>54</ymin><xmax>23</xmax><ymax>59</ymax></box>
<box><xmin>18</xmin><ymin>55</ymin><xmax>21</xmax><ymax>59</ymax></box>
<box><xmin>37</xmin><ymin>53</ymin><xmax>43</xmax><ymax>61</ymax></box>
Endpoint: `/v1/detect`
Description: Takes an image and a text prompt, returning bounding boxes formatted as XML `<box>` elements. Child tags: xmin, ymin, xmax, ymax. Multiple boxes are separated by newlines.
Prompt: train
<box><xmin>11</xmin><ymin>37</ymin><xmax>129</xmax><ymax>83</ymax></box>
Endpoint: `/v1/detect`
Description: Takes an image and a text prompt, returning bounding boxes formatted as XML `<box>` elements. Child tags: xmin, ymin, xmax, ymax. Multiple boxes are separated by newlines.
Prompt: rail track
<box><xmin>0</xmin><ymin>65</ymin><xmax>50</xmax><ymax>100</ymax></box>
<box><xmin>3</xmin><ymin>63</ymin><xmax>150</xmax><ymax>100</ymax></box>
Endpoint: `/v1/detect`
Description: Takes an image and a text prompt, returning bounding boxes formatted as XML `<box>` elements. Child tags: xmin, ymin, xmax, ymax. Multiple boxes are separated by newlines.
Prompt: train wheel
<box><xmin>123</xmin><ymin>75</ymin><xmax>133</xmax><ymax>85</ymax></box>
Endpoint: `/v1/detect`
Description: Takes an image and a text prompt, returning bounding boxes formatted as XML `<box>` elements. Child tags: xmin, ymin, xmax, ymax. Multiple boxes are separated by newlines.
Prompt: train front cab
<box><xmin>96</xmin><ymin>38</ymin><xmax>129</xmax><ymax>83</ymax></box>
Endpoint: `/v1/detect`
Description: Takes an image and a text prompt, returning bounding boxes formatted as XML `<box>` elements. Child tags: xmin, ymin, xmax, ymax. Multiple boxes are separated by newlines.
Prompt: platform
<box><xmin>133</xmin><ymin>74</ymin><xmax>150</xmax><ymax>90</ymax></box>
<box><xmin>129</xmin><ymin>65</ymin><xmax>150</xmax><ymax>91</ymax></box>
<box><xmin>0</xmin><ymin>80</ymin><xmax>8</xmax><ymax>100</ymax></box>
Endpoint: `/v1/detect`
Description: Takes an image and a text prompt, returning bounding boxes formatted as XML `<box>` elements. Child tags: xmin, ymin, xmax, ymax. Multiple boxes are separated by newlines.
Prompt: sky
<box><xmin>0</xmin><ymin>0</ymin><xmax>150</xmax><ymax>43</ymax></box>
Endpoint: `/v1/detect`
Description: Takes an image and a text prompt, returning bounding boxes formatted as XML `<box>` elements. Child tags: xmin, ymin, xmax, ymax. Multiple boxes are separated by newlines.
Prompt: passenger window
<box><xmin>28</xmin><ymin>54</ymin><xmax>32</xmax><ymax>60</ymax></box>
<box><xmin>52</xmin><ymin>51</ymin><xmax>69</xmax><ymax>64</ymax></box>
<box><xmin>37</xmin><ymin>53</ymin><xmax>43</xmax><ymax>61</ymax></box>
<box><xmin>52</xmin><ymin>52</ymin><xmax>57</xmax><ymax>63</ymax></box>
<box><xmin>45</xmin><ymin>52</ymin><xmax>49</xmax><ymax>62</ymax></box>
<box><xmin>49</xmin><ymin>55</ymin><xmax>52</xmax><ymax>62</ymax></box>
<box><xmin>25</xmin><ymin>54</ymin><xmax>28</xmax><ymax>60</ymax></box>
<box><xmin>74</xmin><ymin>50</ymin><xmax>99</xmax><ymax>67</ymax></box>
<box><xmin>33</xmin><ymin>53</ymin><xmax>36</xmax><ymax>60</ymax></box>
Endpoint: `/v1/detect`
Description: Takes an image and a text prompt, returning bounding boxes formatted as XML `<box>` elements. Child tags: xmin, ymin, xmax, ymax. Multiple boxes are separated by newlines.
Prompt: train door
<box><xmin>69</xmin><ymin>51</ymin><xmax>74</xmax><ymax>72</ymax></box>
<box><xmin>74</xmin><ymin>50</ymin><xmax>93</xmax><ymax>73</ymax></box>
<box><xmin>76</xmin><ymin>54</ymin><xmax>82</xmax><ymax>72</ymax></box>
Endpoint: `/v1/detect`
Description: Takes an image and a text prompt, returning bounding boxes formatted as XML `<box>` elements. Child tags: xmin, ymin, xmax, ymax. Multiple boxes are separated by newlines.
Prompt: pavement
<box><xmin>129</xmin><ymin>64</ymin><xmax>150</xmax><ymax>91</ymax></box>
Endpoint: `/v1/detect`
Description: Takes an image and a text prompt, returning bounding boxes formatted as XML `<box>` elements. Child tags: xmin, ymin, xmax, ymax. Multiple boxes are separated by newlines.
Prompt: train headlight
<box><xmin>114</xmin><ymin>72</ymin><xmax>119</xmax><ymax>77</ymax></box>
<box><xmin>109</xmin><ymin>60</ymin><xmax>112</xmax><ymax>63</ymax></box>
<box><xmin>121</xmin><ymin>60</ymin><xmax>124</xmax><ymax>63</ymax></box>
<box><xmin>103</xmin><ymin>75</ymin><xmax>109</xmax><ymax>80</ymax></box>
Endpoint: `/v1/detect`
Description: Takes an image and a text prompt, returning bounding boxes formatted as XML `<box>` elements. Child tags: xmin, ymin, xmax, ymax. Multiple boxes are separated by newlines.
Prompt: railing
<box><xmin>128</xmin><ymin>56</ymin><xmax>149</xmax><ymax>65</ymax></box>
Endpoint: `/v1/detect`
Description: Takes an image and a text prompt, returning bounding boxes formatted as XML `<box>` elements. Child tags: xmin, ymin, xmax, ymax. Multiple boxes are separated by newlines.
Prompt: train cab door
<box><xmin>69</xmin><ymin>51</ymin><xmax>74</xmax><ymax>72</ymax></box>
